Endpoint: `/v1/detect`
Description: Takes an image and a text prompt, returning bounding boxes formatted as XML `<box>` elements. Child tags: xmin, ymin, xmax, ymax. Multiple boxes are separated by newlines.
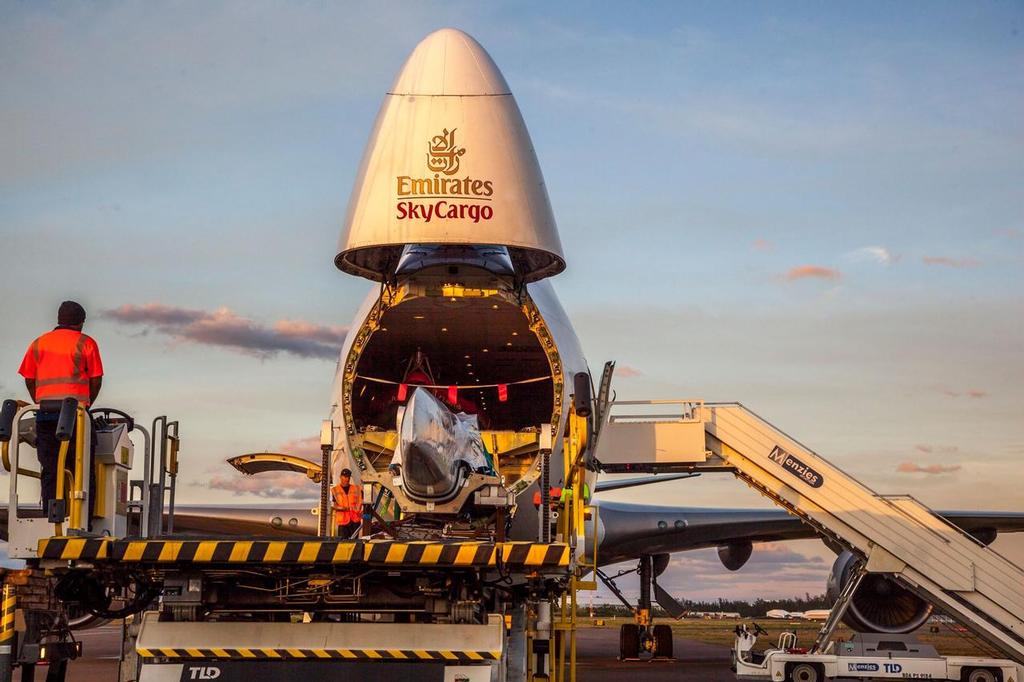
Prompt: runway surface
<box><xmin>62</xmin><ymin>623</ymin><xmax>736</xmax><ymax>681</ymax></box>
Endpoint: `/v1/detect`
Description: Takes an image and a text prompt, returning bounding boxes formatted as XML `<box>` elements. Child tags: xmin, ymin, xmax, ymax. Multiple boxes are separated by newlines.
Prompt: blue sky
<box><xmin>1</xmin><ymin>2</ymin><xmax>1022</xmax><ymax>599</ymax></box>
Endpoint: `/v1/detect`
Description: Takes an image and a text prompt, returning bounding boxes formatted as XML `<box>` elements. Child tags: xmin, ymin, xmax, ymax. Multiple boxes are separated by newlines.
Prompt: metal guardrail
<box><xmin>605</xmin><ymin>399</ymin><xmax>704</xmax><ymax>423</ymax></box>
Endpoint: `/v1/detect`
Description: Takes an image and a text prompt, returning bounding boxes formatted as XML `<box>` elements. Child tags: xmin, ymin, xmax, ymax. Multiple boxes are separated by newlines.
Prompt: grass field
<box><xmin>580</xmin><ymin>617</ymin><xmax>1001</xmax><ymax>657</ymax></box>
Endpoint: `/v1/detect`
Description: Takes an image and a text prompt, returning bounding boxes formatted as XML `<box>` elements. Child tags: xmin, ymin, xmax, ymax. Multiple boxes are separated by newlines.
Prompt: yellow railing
<box><xmin>54</xmin><ymin>405</ymin><xmax>88</xmax><ymax>535</ymax></box>
<box><xmin>546</xmin><ymin>408</ymin><xmax>597</xmax><ymax>682</ymax></box>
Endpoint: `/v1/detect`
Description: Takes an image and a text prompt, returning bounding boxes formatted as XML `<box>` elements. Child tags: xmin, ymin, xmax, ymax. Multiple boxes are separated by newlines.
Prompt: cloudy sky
<box><xmin>1</xmin><ymin>2</ymin><xmax>1022</xmax><ymax>600</ymax></box>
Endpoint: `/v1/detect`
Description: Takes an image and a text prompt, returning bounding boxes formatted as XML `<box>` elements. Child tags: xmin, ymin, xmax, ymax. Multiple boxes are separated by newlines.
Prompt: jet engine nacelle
<box><xmin>827</xmin><ymin>550</ymin><xmax>933</xmax><ymax>633</ymax></box>
<box><xmin>717</xmin><ymin>542</ymin><xmax>753</xmax><ymax>571</ymax></box>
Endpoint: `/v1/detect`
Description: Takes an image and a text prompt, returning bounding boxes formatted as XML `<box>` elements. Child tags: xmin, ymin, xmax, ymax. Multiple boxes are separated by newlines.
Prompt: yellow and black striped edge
<box><xmin>136</xmin><ymin>647</ymin><xmax>500</xmax><ymax>661</ymax></box>
<box><xmin>37</xmin><ymin>537</ymin><xmax>110</xmax><ymax>561</ymax></box>
<box><xmin>38</xmin><ymin>538</ymin><xmax>569</xmax><ymax>568</ymax></box>
<box><xmin>0</xmin><ymin>585</ymin><xmax>16</xmax><ymax>643</ymax></box>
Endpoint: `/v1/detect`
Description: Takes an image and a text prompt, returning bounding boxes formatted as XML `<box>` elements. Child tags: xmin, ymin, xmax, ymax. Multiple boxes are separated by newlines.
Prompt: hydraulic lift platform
<box><xmin>1</xmin><ymin>396</ymin><xmax>594</xmax><ymax>682</ymax></box>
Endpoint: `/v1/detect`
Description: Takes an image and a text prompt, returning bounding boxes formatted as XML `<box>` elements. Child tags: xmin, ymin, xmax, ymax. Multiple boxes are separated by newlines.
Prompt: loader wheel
<box><xmin>652</xmin><ymin>624</ymin><xmax>673</xmax><ymax>658</ymax></box>
<box><xmin>789</xmin><ymin>662</ymin><xmax>822</xmax><ymax>682</ymax></box>
<box><xmin>964</xmin><ymin>669</ymin><xmax>999</xmax><ymax>682</ymax></box>
<box><xmin>619</xmin><ymin>623</ymin><xmax>640</xmax><ymax>659</ymax></box>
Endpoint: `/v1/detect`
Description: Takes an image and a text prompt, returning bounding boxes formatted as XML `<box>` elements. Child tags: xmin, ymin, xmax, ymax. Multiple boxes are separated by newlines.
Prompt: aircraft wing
<box><xmin>169</xmin><ymin>504</ymin><xmax>318</xmax><ymax>537</ymax></box>
<box><xmin>3</xmin><ymin>498</ymin><xmax>1021</xmax><ymax>556</ymax></box>
<box><xmin>594</xmin><ymin>500</ymin><xmax>1024</xmax><ymax>566</ymax></box>
<box><xmin>0</xmin><ymin>504</ymin><xmax>318</xmax><ymax>542</ymax></box>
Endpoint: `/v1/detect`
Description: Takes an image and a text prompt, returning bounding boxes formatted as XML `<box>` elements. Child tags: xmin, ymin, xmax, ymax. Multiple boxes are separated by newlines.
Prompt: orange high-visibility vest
<box><xmin>332</xmin><ymin>483</ymin><xmax>363</xmax><ymax>526</ymax></box>
<box><xmin>18</xmin><ymin>329</ymin><xmax>103</xmax><ymax>406</ymax></box>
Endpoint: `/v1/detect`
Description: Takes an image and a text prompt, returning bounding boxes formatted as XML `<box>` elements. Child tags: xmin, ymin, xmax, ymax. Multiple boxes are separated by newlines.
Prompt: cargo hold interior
<box><xmin>348</xmin><ymin>293</ymin><xmax>555</xmax><ymax>483</ymax></box>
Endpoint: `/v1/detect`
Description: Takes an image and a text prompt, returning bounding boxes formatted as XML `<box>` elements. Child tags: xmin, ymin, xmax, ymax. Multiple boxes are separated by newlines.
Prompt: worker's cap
<box><xmin>340</xmin><ymin>468</ymin><xmax>352</xmax><ymax>476</ymax></box>
<box><xmin>58</xmin><ymin>301</ymin><xmax>86</xmax><ymax>327</ymax></box>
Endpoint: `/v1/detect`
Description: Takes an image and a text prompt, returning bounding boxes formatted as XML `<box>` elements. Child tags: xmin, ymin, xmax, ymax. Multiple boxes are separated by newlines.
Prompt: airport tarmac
<box><xmin>63</xmin><ymin>623</ymin><xmax>737</xmax><ymax>682</ymax></box>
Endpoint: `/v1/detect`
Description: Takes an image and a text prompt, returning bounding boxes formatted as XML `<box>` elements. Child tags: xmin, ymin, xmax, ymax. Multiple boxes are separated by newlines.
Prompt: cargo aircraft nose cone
<box><xmin>336</xmin><ymin>28</ymin><xmax>564</xmax><ymax>283</ymax></box>
<box><xmin>390</xmin><ymin>28</ymin><xmax>510</xmax><ymax>96</ymax></box>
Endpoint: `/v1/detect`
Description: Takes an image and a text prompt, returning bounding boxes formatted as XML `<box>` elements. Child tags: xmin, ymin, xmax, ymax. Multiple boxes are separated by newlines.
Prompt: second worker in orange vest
<box><xmin>17</xmin><ymin>301</ymin><xmax>103</xmax><ymax>514</ymax></box>
<box><xmin>331</xmin><ymin>468</ymin><xmax>363</xmax><ymax>539</ymax></box>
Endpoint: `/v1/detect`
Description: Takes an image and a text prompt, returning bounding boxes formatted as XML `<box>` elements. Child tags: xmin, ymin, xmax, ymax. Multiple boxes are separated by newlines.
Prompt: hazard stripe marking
<box><xmin>176</xmin><ymin>542</ymin><xmax>198</xmax><ymax>562</ymax></box>
<box><xmin>420</xmin><ymin>544</ymin><xmax>443</xmax><ymax>564</ymax></box>
<box><xmin>247</xmin><ymin>542</ymin><xmax>269</xmax><ymax>562</ymax></box>
<box><xmin>123</xmin><ymin>542</ymin><xmax>146</xmax><ymax>561</ymax></box>
<box><xmin>315</xmin><ymin>542</ymin><xmax>335</xmax><ymax>563</ymax></box>
<box><xmin>298</xmin><ymin>542</ymin><xmax>320</xmax><ymax>563</ymax></box>
<box><xmin>385</xmin><ymin>544</ymin><xmax>407</xmax><ymax>563</ymax></box>
<box><xmin>281</xmin><ymin>542</ymin><xmax>303</xmax><ymax>562</ymax></box>
<box><xmin>134</xmin><ymin>647</ymin><xmax>503</xmax><ymax>660</ymax></box>
<box><xmin>228</xmin><ymin>542</ymin><xmax>252</xmax><ymax>562</ymax></box>
<box><xmin>141</xmin><ymin>542</ymin><xmax>164</xmax><ymax>561</ymax></box>
<box><xmin>38</xmin><ymin>538</ymin><xmax>568</xmax><ymax>568</ymax></box>
<box><xmin>211</xmin><ymin>542</ymin><xmax>234</xmax><ymax>562</ymax></box>
<box><xmin>264</xmin><ymin>542</ymin><xmax>286</xmax><ymax>562</ymax></box>
<box><xmin>333</xmin><ymin>542</ymin><xmax>356</xmax><ymax>562</ymax></box>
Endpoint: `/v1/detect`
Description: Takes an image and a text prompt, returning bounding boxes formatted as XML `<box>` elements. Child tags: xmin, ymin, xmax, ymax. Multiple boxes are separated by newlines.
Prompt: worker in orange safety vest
<box><xmin>17</xmin><ymin>301</ymin><xmax>103</xmax><ymax>513</ymax></box>
<box><xmin>332</xmin><ymin>468</ymin><xmax>363</xmax><ymax>538</ymax></box>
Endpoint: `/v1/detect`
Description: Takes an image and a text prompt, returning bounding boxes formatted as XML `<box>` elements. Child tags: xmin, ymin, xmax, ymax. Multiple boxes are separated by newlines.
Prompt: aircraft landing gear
<box><xmin>653</xmin><ymin>623</ymin><xmax>673</xmax><ymax>658</ymax></box>
<box><xmin>617</xmin><ymin>622</ymin><xmax>673</xmax><ymax>659</ymax></box>
<box><xmin>603</xmin><ymin>555</ymin><xmax>682</xmax><ymax>659</ymax></box>
<box><xmin>620</xmin><ymin>623</ymin><xmax>640</xmax><ymax>659</ymax></box>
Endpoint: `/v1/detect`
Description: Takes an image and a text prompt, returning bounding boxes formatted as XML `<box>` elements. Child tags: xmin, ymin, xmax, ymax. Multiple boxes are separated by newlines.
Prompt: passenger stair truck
<box><xmin>0</xmin><ymin>395</ymin><xmax>595</xmax><ymax>682</ymax></box>
<box><xmin>592</xmin><ymin>399</ymin><xmax>1024</xmax><ymax>667</ymax></box>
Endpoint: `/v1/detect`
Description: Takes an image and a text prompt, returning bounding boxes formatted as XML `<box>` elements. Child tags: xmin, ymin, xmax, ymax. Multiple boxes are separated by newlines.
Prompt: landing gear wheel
<box><xmin>619</xmin><ymin>623</ymin><xmax>640</xmax><ymax>659</ymax></box>
<box><xmin>652</xmin><ymin>624</ymin><xmax>673</xmax><ymax>658</ymax></box>
<box><xmin>964</xmin><ymin>669</ymin><xmax>999</xmax><ymax>682</ymax></box>
<box><xmin>789</xmin><ymin>663</ymin><xmax>821</xmax><ymax>682</ymax></box>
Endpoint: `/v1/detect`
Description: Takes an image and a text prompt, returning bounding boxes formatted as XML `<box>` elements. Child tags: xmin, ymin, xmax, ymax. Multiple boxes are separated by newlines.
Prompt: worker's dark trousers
<box><xmin>336</xmin><ymin>522</ymin><xmax>360</xmax><ymax>539</ymax></box>
<box><xmin>35</xmin><ymin>411</ymin><xmax>96</xmax><ymax>524</ymax></box>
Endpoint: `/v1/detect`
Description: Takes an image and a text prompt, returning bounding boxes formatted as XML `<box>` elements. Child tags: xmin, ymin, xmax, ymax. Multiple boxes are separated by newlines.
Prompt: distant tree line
<box><xmin>583</xmin><ymin>593</ymin><xmax>832</xmax><ymax>618</ymax></box>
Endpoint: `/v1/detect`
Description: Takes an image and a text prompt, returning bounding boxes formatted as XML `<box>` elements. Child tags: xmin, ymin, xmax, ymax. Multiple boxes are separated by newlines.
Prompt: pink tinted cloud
<box><xmin>896</xmin><ymin>461</ymin><xmax>962</xmax><ymax>475</ymax></box>
<box><xmin>752</xmin><ymin>239</ymin><xmax>774</xmax><ymax>252</ymax></box>
<box><xmin>784</xmin><ymin>265</ymin><xmax>841</xmax><ymax>281</ymax></box>
<box><xmin>616</xmin><ymin>365</ymin><xmax>642</xmax><ymax>377</ymax></box>
<box><xmin>921</xmin><ymin>256</ymin><xmax>981</xmax><ymax>268</ymax></box>
<box><xmin>104</xmin><ymin>303</ymin><xmax>347</xmax><ymax>359</ymax></box>
<box><xmin>938</xmin><ymin>388</ymin><xmax>988</xmax><ymax>399</ymax></box>
<box><xmin>208</xmin><ymin>470</ymin><xmax>317</xmax><ymax>500</ymax></box>
<box><xmin>914</xmin><ymin>444</ymin><xmax>959</xmax><ymax>455</ymax></box>
<box><xmin>277</xmin><ymin>436</ymin><xmax>322</xmax><ymax>458</ymax></box>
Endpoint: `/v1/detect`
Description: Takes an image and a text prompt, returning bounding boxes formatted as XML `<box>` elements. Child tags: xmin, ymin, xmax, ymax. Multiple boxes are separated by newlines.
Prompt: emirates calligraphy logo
<box><xmin>427</xmin><ymin>128</ymin><xmax>466</xmax><ymax>175</ymax></box>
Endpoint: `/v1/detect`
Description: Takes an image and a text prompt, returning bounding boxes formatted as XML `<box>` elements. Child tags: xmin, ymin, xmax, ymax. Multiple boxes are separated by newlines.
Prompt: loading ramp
<box><xmin>592</xmin><ymin>399</ymin><xmax>1024</xmax><ymax>664</ymax></box>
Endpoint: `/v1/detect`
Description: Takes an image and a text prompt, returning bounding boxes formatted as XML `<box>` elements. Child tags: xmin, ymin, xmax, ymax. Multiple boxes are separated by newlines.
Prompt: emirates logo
<box><xmin>427</xmin><ymin>128</ymin><xmax>466</xmax><ymax>175</ymax></box>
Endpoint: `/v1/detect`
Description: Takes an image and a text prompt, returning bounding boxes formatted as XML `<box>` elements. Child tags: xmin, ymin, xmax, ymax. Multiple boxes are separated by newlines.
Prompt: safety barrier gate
<box><xmin>592</xmin><ymin>399</ymin><xmax>1024</xmax><ymax>664</ymax></box>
